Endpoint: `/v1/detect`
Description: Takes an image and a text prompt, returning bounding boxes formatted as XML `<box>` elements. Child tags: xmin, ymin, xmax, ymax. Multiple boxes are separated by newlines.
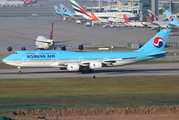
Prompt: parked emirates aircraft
<box><xmin>70</xmin><ymin>0</ymin><xmax>136</xmax><ymax>20</ymax></box>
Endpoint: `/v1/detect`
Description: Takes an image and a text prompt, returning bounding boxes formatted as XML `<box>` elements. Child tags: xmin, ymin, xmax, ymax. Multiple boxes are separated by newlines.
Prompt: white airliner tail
<box><xmin>70</xmin><ymin>0</ymin><xmax>92</xmax><ymax>19</ymax></box>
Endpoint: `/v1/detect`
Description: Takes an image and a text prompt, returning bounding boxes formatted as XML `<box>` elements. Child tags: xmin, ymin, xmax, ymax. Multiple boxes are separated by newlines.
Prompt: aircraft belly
<box><xmin>111</xmin><ymin>59</ymin><xmax>143</xmax><ymax>66</ymax></box>
<box><xmin>4</xmin><ymin>61</ymin><xmax>55</xmax><ymax>67</ymax></box>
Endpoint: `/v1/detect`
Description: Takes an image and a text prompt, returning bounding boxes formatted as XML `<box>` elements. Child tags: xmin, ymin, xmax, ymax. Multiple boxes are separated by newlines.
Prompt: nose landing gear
<box><xmin>17</xmin><ymin>67</ymin><xmax>22</xmax><ymax>74</ymax></box>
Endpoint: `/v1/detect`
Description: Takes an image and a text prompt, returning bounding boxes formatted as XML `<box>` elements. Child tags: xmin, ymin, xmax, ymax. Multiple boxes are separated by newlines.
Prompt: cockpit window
<box><xmin>13</xmin><ymin>52</ymin><xmax>17</xmax><ymax>54</ymax></box>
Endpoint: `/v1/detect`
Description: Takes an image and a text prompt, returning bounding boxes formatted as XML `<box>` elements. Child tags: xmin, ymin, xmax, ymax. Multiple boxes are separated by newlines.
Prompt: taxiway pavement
<box><xmin>0</xmin><ymin>63</ymin><xmax>179</xmax><ymax>79</ymax></box>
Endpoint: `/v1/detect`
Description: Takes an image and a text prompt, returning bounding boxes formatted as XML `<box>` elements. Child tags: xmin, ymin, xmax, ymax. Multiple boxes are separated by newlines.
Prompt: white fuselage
<box><xmin>108</xmin><ymin>17</ymin><xmax>125</xmax><ymax>23</ymax></box>
<box><xmin>125</xmin><ymin>22</ymin><xmax>144</xmax><ymax>27</ymax></box>
<box><xmin>4</xmin><ymin>59</ymin><xmax>144</xmax><ymax>68</ymax></box>
<box><xmin>0</xmin><ymin>0</ymin><xmax>24</xmax><ymax>6</ymax></box>
<box><xmin>35</xmin><ymin>36</ymin><xmax>54</xmax><ymax>50</ymax></box>
<box><xmin>83</xmin><ymin>12</ymin><xmax>136</xmax><ymax>20</ymax></box>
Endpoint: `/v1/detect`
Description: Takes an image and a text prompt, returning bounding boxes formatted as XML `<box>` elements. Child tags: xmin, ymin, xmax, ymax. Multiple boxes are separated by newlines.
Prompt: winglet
<box><xmin>50</xmin><ymin>23</ymin><xmax>53</xmax><ymax>40</ymax></box>
<box><xmin>91</xmin><ymin>12</ymin><xmax>99</xmax><ymax>21</ymax></box>
<box><xmin>123</xmin><ymin>14</ymin><xmax>132</xmax><ymax>23</ymax></box>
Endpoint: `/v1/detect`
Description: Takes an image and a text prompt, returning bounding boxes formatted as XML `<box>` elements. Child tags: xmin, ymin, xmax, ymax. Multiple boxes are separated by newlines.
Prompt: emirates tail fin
<box><xmin>91</xmin><ymin>12</ymin><xmax>99</xmax><ymax>21</ymax></box>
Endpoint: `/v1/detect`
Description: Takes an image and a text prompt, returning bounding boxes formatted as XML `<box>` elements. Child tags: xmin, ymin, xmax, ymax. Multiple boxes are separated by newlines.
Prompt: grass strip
<box><xmin>0</xmin><ymin>76</ymin><xmax>179</xmax><ymax>97</ymax></box>
<box><xmin>0</xmin><ymin>76</ymin><xmax>179</xmax><ymax>111</ymax></box>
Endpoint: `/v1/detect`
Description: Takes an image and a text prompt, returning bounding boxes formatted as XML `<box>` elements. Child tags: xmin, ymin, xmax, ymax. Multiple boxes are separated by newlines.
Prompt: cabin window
<box><xmin>13</xmin><ymin>52</ymin><xmax>17</xmax><ymax>54</ymax></box>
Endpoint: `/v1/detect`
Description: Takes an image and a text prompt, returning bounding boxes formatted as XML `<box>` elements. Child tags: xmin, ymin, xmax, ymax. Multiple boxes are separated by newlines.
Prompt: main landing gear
<box><xmin>17</xmin><ymin>67</ymin><xmax>22</xmax><ymax>74</ymax></box>
<box><xmin>80</xmin><ymin>67</ymin><xmax>94</xmax><ymax>74</ymax></box>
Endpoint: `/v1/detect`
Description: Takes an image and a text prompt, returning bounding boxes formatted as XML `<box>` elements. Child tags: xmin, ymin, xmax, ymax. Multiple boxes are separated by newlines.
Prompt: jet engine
<box><xmin>7</xmin><ymin>46</ymin><xmax>12</xmax><ymax>51</ymax></box>
<box><xmin>21</xmin><ymin>47</ymin><xmax>26</xmax><ymax>50</ymax></box>
<box><xmin>61</xmin><ymin>46</ymin><xmax>66</xmax><ymax>50</ymax></box>
<box><xmin>78</xmin><ymin>45</ymin><xmax>84</xmax><ymax>50</ymax></box>
<box><xmin>67</xmin><ymin>63</ymin><xmax>80</xmax><ymax>71</ymax></box>
<box><xmin>89</xmin><ymin>61</ymin><xmax>102</xmax><ymax>69</ymax></box>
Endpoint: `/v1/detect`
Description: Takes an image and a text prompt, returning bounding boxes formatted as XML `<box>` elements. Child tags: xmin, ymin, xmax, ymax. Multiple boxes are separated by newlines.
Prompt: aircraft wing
<box><xmin>71</xmin><ymin>14</ymin><xmax>85</xmax><ymax>19</ymax></box>
<box><xmin>54</xmin><ymin>40</ymin><xmax>71</xmax><ymax>43</ymax></box>
<box><xmin>149</xmin><ymin>22</ymin><xmax>168</xmax><ymax>27</ymax></box>
<box><xmin>148</xmin><ymin>21</ymin><xmax>178</xmax><ymax>28</ymax></box>
<box><xmin>57</xmin><ymin>56</ymin><xmax>138</xmax><ymax>67</ymax></box>
<box><xmin>61</xmin><ymin>13</ymin><xmax>85</xmax><ymax>19</ymax></box>
<box><xmin>0</xmin><ymin>44</ymin><xmax>37</xmax><ymax>48</ymax></box>
<box><xmin>167</xmin><ymin>23</ymin><xmax>178</xmax><ymax>27</ymax></box>
<box><xmin>54</xmin><ymin>42</ymin><xmax>104</xmax><ymax>48</ymax></box>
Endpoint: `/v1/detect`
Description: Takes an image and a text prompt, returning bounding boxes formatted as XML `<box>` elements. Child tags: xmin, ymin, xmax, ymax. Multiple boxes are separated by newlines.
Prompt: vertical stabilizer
<box><xmin>25</xmin><ymin>0</ymin><xmax>37</xmax><ymax>5</ymax></box>
<box><xmin>146</xmin><ymin>16</ymin><xmax>152</xmax><ymax>22</ymax></box>
<box><xmin>59</xmin><ymin>4</ymin><xmax>75</xmax><ymax>15</ymax></box>
<box><xmin>123</xmin><ymin>14</ymin><xmax>132</xmax><ymax>23</ymax></box>
<box><xmin>91</xmin><ymin>12</ymin><xmax>99</xmax><ymax>21</ymax></box>
<box><xmin>138</xmin><ymin>29</ymin><xmax>171</xmax><ymax>52</ymax></box>
<box><xmin>165</xmin><ymin>10</ymin><xmax>179</xmax><ymax>26</ymax></box>
<box><xmin>54</xmin><ymin>6</ymin><xmax>62</xmax><ymax>15</ymax></box>
<box><xmin>70</xmin><ymin>0</ymin><xmax>91</xmax><ymax>19</ymax></box>
<box><xmin>147</xmin><ymin>10</ymin><xmax>159</xmax><ymax>22</ymax></box>
<box><xmin>50</xmin><ymin>23</ymin><xmax>53</xmax><ymax>40</ymax></box>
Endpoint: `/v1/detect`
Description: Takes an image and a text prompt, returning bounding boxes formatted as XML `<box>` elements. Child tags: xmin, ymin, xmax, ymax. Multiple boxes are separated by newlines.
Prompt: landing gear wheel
<box><xmin>18</xmin><ymin>71</ymin><xmax>22</xmax><ymax>74</ymax></box>
<box><xmin>17</xmin><ymin>67</ymin><xmax>22</xmax><ymax>74</ymax></box>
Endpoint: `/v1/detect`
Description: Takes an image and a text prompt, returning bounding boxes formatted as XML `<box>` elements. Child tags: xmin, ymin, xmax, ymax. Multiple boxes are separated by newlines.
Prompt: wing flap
<box><xmin>0</xmin><ymin>44</ymin><xmax>37</xmax><ymax>48</ymax></box>
<box><xmin>54</xmin><ymin>41</ymin><xmax>103</xmax><ymax>48</ymax></box>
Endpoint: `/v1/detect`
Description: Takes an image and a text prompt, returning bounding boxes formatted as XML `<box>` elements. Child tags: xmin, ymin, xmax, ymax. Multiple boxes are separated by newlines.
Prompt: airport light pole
<box><xmin>131</xmin><ymin>0</ymin><xmax>133</xmax><ymax>13</ymax></box>
<box><xmin>169</xmin><ymin>0</ymin><xmax>171</xmax><ymax>12</ymax></box>
<box><xmin>99</xmin><ymin>0</ymin><xmax>101</xmax><ymax>12</ymax></box>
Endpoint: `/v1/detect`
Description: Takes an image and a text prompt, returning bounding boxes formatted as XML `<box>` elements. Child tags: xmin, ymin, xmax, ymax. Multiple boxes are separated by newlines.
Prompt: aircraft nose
<box><xmin>2</xmin><ymin>58</ymin><xmax>5</xmax><ymax>63</ymax></box>
<box><xmin>2</xmin><ymin>57</ymin><xmax>7</xmax><ymax>63</ymax></box>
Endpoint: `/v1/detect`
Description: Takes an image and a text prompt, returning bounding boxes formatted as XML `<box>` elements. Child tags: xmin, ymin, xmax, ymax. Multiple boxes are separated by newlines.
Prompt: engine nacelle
<box><xmin>89</xmin><ymin>61</ymin><xmax>102</xmax><ymax>69</ymax></box>
<box><xmin>7</xmin><ymin>46</ymin><xmax>12</xmax><ymax>51</ymax></box>
<box><xmin>67</xmin><ymin>63</ymin><xmax>80</xmax><ymax>71</ymax></box>
<box><xmin>79</xmin><ymin>45</ymin><xmax>84</xmax><ymax>50</ymax></box>
<box><xmin>61</xmin><ymin>46</ymin><xmax>66</xmax><ymax>50</ymax></box>
<box><xmin>21</xmin><ymin>47</ymin><xmax>26</xmax><ymax>50</ymax></box>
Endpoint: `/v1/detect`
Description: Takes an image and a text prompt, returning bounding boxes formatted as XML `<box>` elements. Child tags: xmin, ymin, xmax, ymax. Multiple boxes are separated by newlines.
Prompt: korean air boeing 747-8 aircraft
<box><xmin>3</xmin><ymin>29</ymin><xmax>171</xmax><ymax>74</ymax></box>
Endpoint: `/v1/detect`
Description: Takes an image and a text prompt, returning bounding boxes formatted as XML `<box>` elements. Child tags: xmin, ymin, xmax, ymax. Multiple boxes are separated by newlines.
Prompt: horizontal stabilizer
<box><xmin>146</xmin><ymin>51</ymin><xmax>167</xmax><ymax>57</ymax></box>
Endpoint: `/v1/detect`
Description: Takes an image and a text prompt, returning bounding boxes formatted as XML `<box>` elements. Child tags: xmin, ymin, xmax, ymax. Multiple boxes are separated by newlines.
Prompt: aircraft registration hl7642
<box><xmin>3</xmin><ymin>29</ymin><xmax>171</xmax><ymax>74</ymax></box>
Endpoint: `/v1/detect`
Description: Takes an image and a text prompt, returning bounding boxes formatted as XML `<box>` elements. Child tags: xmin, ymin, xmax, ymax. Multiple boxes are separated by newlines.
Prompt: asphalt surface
<box><xmin>0</xmin><ymin>63</ymin><xmax>179</xmax><ymax>79</ymax></box>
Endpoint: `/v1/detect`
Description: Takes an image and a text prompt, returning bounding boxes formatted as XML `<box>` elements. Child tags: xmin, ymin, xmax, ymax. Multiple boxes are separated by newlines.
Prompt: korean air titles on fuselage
<box><xmin>27</xmin><ymin>55</ymin><xmax>55</xmax><ymax>59</ymax></box>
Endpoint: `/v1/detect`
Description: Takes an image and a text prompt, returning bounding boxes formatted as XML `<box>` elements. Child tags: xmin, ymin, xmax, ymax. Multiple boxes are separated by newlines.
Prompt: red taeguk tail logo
<box><xmin>169</xmin><ymin>16</ymin><xmax>174</xmax><ymax>21</ymax></box>
<box><xmin>63</xmin><ymin>7</ymin><xmax>67</xmax><ymax>12</ymax></box>
<box><xmin>153</xmin><ymin>37</ymin><xmax>164</xmax><ymax>48</ymax></box>
<box><xmin>56</xmin><ymin>8</ymin><xmax>60</xmax><ymax>12</ymax></box>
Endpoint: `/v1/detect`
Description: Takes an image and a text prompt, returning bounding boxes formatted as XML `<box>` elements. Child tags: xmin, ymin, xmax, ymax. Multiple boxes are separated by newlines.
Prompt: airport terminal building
<box><xmin>86</xmin><ymin>0</ymin><xmax>179</xmax><ymax>21</ymax></box>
